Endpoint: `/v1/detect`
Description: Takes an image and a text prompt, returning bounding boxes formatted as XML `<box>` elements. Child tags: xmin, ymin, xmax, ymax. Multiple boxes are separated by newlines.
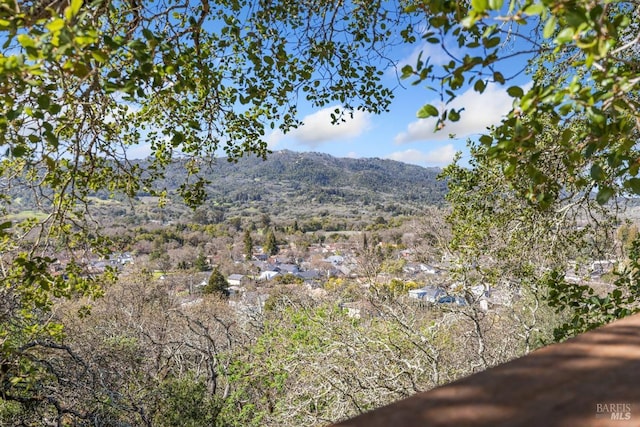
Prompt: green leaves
<box><xmin>17</xmin><ymin>34</ymin><xmax>36</xmax><ymax>49</ymax></box>
<box><xmin>554</xmin><ymin>27</ymin><xmax>574</xmax><ymax>44</ymax></box>
<box><xmin>65</xmin><ymin>0</ymin><xmax>84</xmax><ymax>20</ymax></box>
<box><xmin>523</xmin><ymin>3</ymin><xmax>545</xmax><ymax>16</ymax></box>
<box><xmin>596</xmin><ymin>187</ymin><xmax>614</xmax><ymax>205</ymax></box>
<box><xmin>625</xmin><ymin>179</ymin><xmax>640</xmax><ymax>195</ymax></box>
<box><xmin>400</xmin><ymin>64</ymin><xmax>413</xmax><ymax>79</ymax></box>
<box><xmin>449</xmin><ymin>108</ymin><xmax>461</xmax><ymax>121</ymax></box>
<box><xmin>492</xmin><ymin>71</ymin><xmax>505</xmax><ymax>84</ymax></box>
<box><xmin>506</xmin><ymin>86</ymin><xmax>523</xmax><ymax>98</ymax></box>
<box><xmin>46</xmin><ymin>18</ymin><xmax>65</xmax><ymax>33</ymax></box>
<box><xmin>590</xmin><ymin>163</ymin><xmax>605</xmax><ymax>181</ymax></box>
<box><xmin>0</xmin><ymin>2</ymin><xmax>637</xmax><ymax>417</ymax></box>
<box><xmin>417</xmin><ymin>104</ymin><xmax>439</xmax><ymax>119</ymax></box>
<box><xmin>488</xmin><ymin>0</ymin><xmax>504</xmax><ymax>10</ymax></box>
<box><xmin>543</xmin><ymin>16</ymin><xmax>557</xmax><ymax>38</ymax></box>
<box><xmin>546</xmin><ymin>233</ymin><xmax>640</xmax><ymax>342</ymax></box>
<box><xmin>0</xmin><ymin>221</ymin><xmax>11</xmax><ymax>237</ymax></box>
<box><xmin>471</xmin><ymin>0</ymin><xmax>489</xmax><ymax>13</ymax></box>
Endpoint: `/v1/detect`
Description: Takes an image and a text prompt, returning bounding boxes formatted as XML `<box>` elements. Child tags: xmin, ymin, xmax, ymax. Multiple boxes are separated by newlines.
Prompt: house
<box><xmin>227</xmin><ymin>274</ymin><xmax>245</xmax><ymax>286</ymax></box>
<box><xmin>470</xmin><ymin>284</ymin><xmax>490</xmax><ymax>298</ymax></box>
<box><xmin>403</xmin><ymin>263</ymin><xmax>440</xmax><ymax>275</ymax></box>
<box><xmin>436</xmin><ymin>295</ymin><xmax>467</xmax><ymax>306</ymax></box>
<box><xmin>590</xmin><ymin>259</ymin><xmax>617</xmax><ymax>276</ymax></box>
<box><xmin>408</xmin><ymin>285</ymin><xmax>446</xmax><ymax>302</ymax></box>
<box><xmin>251</xmin><ymin>260</ymin><xmax>269</xmax><ymax>271</ymax></box>
<box><xmin>253</xmin><ymin>253</ymin><xmax>268</xmax><ymax>261</ymax></box>
<box><xmin>277</xmin><ymin>263</ymin><xmax>300</xmax><ymax>274</ymax></box>
<box><xmin>115</xmin><ymin>252</ymin><xmax>135</xmax><ymax>265</ymax></box>
<box><xmin>334</xmin><ymin>264</ymin><xmax>352</xmax><ymax>277</ymax></box>
<box><xmin>258</xmin><ymin>270</ymin><xmax>279</xmax><ymax>281</ymax></box>
<box><xmin>293</xmin><ymin>269</ymin><xmax>323</xmax><ymax>288</ymax></box>
<box><xmin>296</xmin><ymin>269</ymin><xmax>322</xmax><ymax>280</ymax></box>
<box><xmin>229</xmin><ymin>291</ymin><xmax>269</xmax><ymax>317</ymax></box>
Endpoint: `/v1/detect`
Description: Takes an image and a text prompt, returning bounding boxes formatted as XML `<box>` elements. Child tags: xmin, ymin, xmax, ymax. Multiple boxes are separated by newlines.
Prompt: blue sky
<box><xmin>126</xmin><ymin>27</ymin><xmax>534</xmax><ymax>169</ymax></box>
<box><xmin>264</xmin><ymin>40</ymin><xmax>531</xmax><ymax>169</ymax></box>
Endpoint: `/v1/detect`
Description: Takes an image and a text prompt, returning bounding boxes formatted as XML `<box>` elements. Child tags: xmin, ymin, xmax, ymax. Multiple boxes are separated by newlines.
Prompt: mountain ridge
<box><xmin>9</xmin><ymin>150</ymin><xmax>448</xmax><ymax>226</ymax></box>
<box><xmin>198</xmin><ymin>150</ymin><xmax>447</xmax><ymax>204</ymax></box>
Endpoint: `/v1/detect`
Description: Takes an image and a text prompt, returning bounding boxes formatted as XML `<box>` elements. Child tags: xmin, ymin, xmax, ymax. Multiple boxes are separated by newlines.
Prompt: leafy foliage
<box><xmin>152</xmin><ymin>375</ymin><xmax>223</xmax><ymax>427</ymax></box>
<box><xmin>402</xmin><ymin>0</ymin><xmax>639</xmax><ymax>205</ymax></box>
<box><xmin>263</xmin><ymin>229</ymin><xmax>279</xmax><ymax>256</ymax></box>
<box><xmin>430</xmin><ymin>0</ymin><xmax>639</xmax><ymax>342</ymax></box>
<box><xmin>243</xmin><ymin>229</ymin><xmax>254</xmax><ymax>259</ymax></box>
<box><xmin>203</xmin><ymin>267</ymin><xmax>230</xmax><ymax>297</ymax></box>
<box><xmin>1</xmin><ymin>0</ymin><xmax>639</xmax><ymax>423</ymax></box>
<box><xmin>0</xmin><ymin>2</ymin><xmax>413</xmax><ymax>413</ymax></box>
<box><xmin>442</xmin><ymin>119</ymin><xmax>618</xmax><ymax>348</ymax></box>
<box><xmin>443</xmin><ymin>130</ymin><xmax>613</xmax><ymax>288</ymax></box>
<box><xmin>546</xmin><ymin>236</ymin><xmax>640</xmax><ymax>341</ymax></box>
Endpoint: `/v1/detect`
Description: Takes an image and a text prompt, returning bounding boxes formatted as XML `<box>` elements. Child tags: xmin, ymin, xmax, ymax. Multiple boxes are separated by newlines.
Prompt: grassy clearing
<box><xmin>6</xmin><ymin>210</ymin><xmax>49</xmax><ymax>221</ymax></box>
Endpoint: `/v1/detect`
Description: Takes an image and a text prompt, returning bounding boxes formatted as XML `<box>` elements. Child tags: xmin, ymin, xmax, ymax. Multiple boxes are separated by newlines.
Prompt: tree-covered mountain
<box><xmin>211</xmin><ymin>150</ymin><xmax>442</xmax><ymax>191</ymax></box>
<box><xmin>155</xmin><ymin>150</ymin><xmax>447</xmax><ymax>223</ymax></box>
<box><xmin>212</xmin><ymin>150</ymin><xmax>442</xmax><ymax>197</ymax></box>
<box><xmin>8</xmin><ymin>150</ymin><xmax>447</xmax><ymax>228</ymax></box>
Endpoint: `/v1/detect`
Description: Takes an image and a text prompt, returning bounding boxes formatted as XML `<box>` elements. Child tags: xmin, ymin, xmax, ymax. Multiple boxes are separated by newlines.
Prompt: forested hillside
<box><xmin>9</xmin><ymin>151</ymin><xmax>447</xmax><ymax>228</ymax></box>
<box><xmin>157</xmin><ymin>150</ymin><xmax>446</xmax><ymax>210</ymax></box>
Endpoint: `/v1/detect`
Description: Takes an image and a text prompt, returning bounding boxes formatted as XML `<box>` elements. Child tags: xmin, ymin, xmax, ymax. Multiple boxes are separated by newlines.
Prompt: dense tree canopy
<box><xmin>415</xmin><ymin>0</ymin><xmax>639</xmax><ymax>205</ymax></box>
<box><xmin>263</xmin><ymin>228</ymin><xmax>278</xmax><ymax>256</ymax></box>
<box><xmin>203</xmin><ymin>267</ymin><xmax>229</xmax><ymax>297</ymax></box>
<box><xmin>0</xmin><ymin>0</ymin><xmax>639</xmax><ymax>424</ymax></box>
<box><xmin>0</xmin><ymin>2</ymin><xmax>410</xmax><ymax>413</ymax></box>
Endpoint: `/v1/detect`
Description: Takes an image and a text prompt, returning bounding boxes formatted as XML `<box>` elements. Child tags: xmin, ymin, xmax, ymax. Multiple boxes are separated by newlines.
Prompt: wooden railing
<box><xmin>331</xmin><ymin>313</ymin><xmax>640</xmax><ymax>426</ymax></box>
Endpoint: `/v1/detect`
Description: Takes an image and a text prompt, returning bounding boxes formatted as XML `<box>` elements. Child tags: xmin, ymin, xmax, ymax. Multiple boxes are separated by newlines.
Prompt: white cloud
<box><xmin>386</xmin><ymin>145</ymin><xmax>457</xmax><ymax>166</ymax></box>
<box><xmin>126</xmin><ymin>143</ymin><xmax>152</xmax><ymax>159</ymax></box>
<box><xmin>266</xmin><ymin>106</ymin><xmax>372</xmax><ymax>149</ymax></box>
<box><xmin>266</xmin><ymin>129</ymin><xmax>285</xmax><ymax>149</ymax></box>
<box><xmin>394</xmin><ymin>82</ymin><xmax>526</xmax><ymax>144</ymax></box>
